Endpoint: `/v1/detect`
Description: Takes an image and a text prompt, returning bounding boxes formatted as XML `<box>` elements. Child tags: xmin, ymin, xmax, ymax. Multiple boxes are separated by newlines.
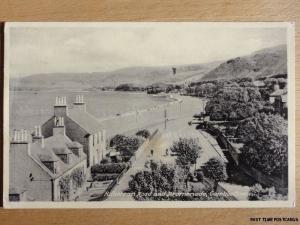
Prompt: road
<box><xmin>106</xmin><ymin>95</ymin><xmax>228</xmax><ymax>201</ymax></box>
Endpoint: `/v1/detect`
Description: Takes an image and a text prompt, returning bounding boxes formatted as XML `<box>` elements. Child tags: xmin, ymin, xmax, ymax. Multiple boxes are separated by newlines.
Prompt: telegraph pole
<box><xmin>164</xmin><ymin>109</ymin><xmax>167</xmax><ymax>129</ymax></box>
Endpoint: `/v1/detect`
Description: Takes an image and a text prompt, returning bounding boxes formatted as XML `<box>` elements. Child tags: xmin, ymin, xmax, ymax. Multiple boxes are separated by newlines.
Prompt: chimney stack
<box><xmin>54</xmin><ymin>96</ymin><xmax>68</xmax><ymax>117</ymax></box>
<box><xmin>73</xmin><ymin>95</ymin><xmax>86</xmax><ymax>112</ymax></box>
<box><xmin>11</xmin><ymin>129</ymin><xmax>28</xmax><ymax>143</ymax></box>
<box><xmin>32</xmin><ymin>126</ymin><xmax>45</xmax><ymax>148</ymax></box>
<box><xmin>53</xmin><ymin>116</ymin><xmax>66</xmax><ymax>136</ymax></box>
<box><xmin>10</xmin><ymin>129</ymin><xmax>31</xmax><ymax>163</ymax></box>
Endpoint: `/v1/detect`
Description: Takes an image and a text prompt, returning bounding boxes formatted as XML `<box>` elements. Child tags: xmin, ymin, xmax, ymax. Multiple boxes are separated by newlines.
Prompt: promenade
<box><xmin>106</xmin><ymin>96</ymin><xmax>229</xmax><ymax>201</ymax></box>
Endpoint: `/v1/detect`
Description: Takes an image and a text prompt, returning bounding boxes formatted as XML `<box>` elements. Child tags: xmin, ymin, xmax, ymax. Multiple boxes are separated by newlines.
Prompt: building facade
<box><xmin>41</xmin><ymin>96</ymin><xmax>106</xmax><ymax>167</ymax></box>
<box><xmin>9</xmin><ymin>118</ymin><xmax>87</xmax><ymax>202</ymax></box>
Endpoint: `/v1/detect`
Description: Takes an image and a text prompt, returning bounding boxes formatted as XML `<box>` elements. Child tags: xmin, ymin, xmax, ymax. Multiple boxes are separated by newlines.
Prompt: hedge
<box><xmin>91</xmin><ymin>162</ymin><xmax>128</xmax><ymax>174</ymax></box>
<box><xmin>92</xmin><ymin>173</ymin><xmax>119</xmax><ymax>181</ymax></box>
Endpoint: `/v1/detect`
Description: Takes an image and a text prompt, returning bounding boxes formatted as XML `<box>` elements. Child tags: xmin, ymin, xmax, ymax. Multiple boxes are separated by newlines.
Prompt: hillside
<box><xmin>10</xmin><ymin>62</ymin><xmax>219</xmax><ymax>90</ymax></box>
<box><xmin>10</xmin><ymin>45</ymin><xmax>287</xmax><ymax>91</ymax></box>
<box><xmin>201</xmin><ymin>45</ymin><xmax>287</xmax><ymax>81</ymax></box>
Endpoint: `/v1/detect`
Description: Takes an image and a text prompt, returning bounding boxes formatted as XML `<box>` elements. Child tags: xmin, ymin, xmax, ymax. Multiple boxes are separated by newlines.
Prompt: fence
<box><xmin>93</xmin><ymin>164</ymin><xmax>130</xmax><ymax>201</ymax></box>
<box><xmin>205</xmin><ymin>122</ymin><xmax>241</xmax><ymax>165</ymax></box>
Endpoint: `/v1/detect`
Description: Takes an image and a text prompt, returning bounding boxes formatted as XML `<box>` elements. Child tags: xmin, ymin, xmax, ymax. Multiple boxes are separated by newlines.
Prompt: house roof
<box><xmin>66</xmin><ymin>141</ymin><xmax>82</xmax><ymax>149</ymax></box>
<box><xmin>52</xmin><ymin>147</ymin><xmax>73</xmax><ymax>155</ymax></box>
<box><xmin>68</xmin><ymin>108</ymin><xmax>102</xmax><ymax>134</ymax></box>
<box><xmin>37</xmin><ymin>150</ymin><xmax>60</xmax><ymax>162</ymax></box>
<box><xmin>44</xmin><ymin>133</ymin><xmax>73</xmax><ymax>149</ymax></box>
<box><xmin>29</xmin><ymin>134</ymin><xmax>86</xmax><ymax>179</ymax></box>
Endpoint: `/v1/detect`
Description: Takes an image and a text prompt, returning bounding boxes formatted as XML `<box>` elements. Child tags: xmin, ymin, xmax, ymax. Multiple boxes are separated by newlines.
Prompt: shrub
<box><xmin>91</xmin><ymin>162</ymin><xmax>128</xmax><ymax>174</ymax></box>
<box><xmin>92</xmin><ymin>173</ymin><xmax>119</xmax><ymax>181</ymax></box>
<box><xmin>194</xmin><ymin>170</ymin><xmax>204</xmax><ymax>182</ymax></box>
<box><xmin>111</xmin><ymin>155</ymin><xmax>123</xmax><ymax>163</ymax></box>
<box><xmin>121</xmin><ymin>155</ymin><xmax>132</xmax><ymax>162</ymax></box>
<box><xmin>109</xmin><ymin>134</ymin><xmax>143</xmax><ymax>156</ymax></box>
<box><xmin>136</xmin><ymin>129</ymin><xmax>151</xmax><ymax>139</ymax></box>
<box><xmin>128</xmin><ymin>161</ymin><xmax>188</xmax><ymax>200</ymax></box>
<box><xmin>101</xmin><ymin>157</ymin><xmax>112</xmax><ymax>164</ymax></box>
<box><xmin>248</xmin><ymin>183</ymin><xmax>287</xmax><ymax>200</ymax></box>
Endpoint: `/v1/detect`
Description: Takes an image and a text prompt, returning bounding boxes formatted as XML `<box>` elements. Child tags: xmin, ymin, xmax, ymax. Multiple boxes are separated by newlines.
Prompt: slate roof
<box><xmin>68</xmin><ymin>108</ymin><xmax>102</xmax><ymax>134</ymax></box>
<box><xmin>29</xmin><ymin>133</ymin><xmax>86</xmax><ymax>179</ymax></box>
<box><xmin>52</xmin><ymin>147</ymin><xmax>73</xmax><ymax>155</ymax></box>
<box><xmin>66</xmin><ymin>141</ymin><xmax>82</xmax><ymax>149</ymax></box>
<box><xmin>38</xmin><ymin>150</ymin><xmax>60</xmax><ymax>162</ymax></box>
<box><xmin>44</xmin><ymin>133</ymin><xmax>72</xmax><ymax>149</ymax></box>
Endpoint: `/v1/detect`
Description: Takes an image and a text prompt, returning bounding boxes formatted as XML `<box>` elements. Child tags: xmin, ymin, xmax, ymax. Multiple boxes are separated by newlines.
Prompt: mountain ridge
<box><xmin>201</xmin><ymin>44</ymin><xmax>287</xmax><ymax>81</ymax></box>
<box><xmin>10</xmin><ymin>45</ymin><xmax>287</xmax><ymax>90</ymax></box>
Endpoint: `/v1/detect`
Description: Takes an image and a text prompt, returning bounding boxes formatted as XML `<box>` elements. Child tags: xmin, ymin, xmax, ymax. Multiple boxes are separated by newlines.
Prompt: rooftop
<box><xmin>68</xmin><ymin>108</ymin><xmax>102</xmax><ymax>134</ymax></box>
<box><xmin>29</xmin><ymin>131</ymin><xmax>86</xmax><ymax>179</ymax></box>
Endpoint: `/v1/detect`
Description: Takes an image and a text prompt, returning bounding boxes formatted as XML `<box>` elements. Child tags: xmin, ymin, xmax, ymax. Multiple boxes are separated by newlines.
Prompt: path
<box><xmin>107</xmin><ymin>121</ymin><xmax>229</xmax><ymax>201</ymax></box>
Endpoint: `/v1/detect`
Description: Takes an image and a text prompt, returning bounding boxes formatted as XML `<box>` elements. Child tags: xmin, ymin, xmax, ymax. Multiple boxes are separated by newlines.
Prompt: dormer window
<box><xmin>57</xmin><ymin>154</ymin><xmax>69</xmax><ymax>164</ymax></box>
<box><xmin>38</xmin><ymin>152</ymin><xmax>59</xmax><ymax>174</ymax></box>
<box><xmin>42</xmin><ymin>161</ymin><xmax>57</xmax><ymax>174</ymax></box>
<box><xmin>53</xmin><ymin>148</ymin><xmax>72</xmax><ymax>164</ymax></box>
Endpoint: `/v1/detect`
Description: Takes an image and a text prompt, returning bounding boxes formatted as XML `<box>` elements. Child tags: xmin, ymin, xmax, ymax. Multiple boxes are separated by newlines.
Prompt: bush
<box><xmin>121</xmin><ymin>155</ymin><xmax>132</xmax><ymax>162</ymax></box>
<box><xmin>136</xmin><ymin>129</ymin><xmax>151</xmax><ymax>139</ymax></box>
<box><xmin>109</xmin><ymin>134</ymin><xmax>143</xmax><ymax>156</ymax></box>
<box><xmin>194</xmin><ymin>170</ymin><xmax>204</xmax><ymax>182</ymax></box>
<box><xmin>111</xmin><ymin>155</ymin><xmax>123</xmax><ymax>163</ymax></box>
<box><xmin>92</xmin><ymin>173</ymin><xmax>119</xmax><ymax>181</ymax></box>
<box><xmin>100</xmin><ymin>157</ymin><xmax>112</xmax><ymax>164</ymax></box>
<box><xmin>128</xmin><ymin>161</ymin><xmax>188</xmax><ymax>200</ymax></box>
<box><xmin>91</xmin><ymin>163</ymin><xmax>128</xmax><ymax>174</ymax></box>
<box><xmin>248</xmin><ymin>183</ymin><xmax>287</xmax><ymax>201</ymax></box>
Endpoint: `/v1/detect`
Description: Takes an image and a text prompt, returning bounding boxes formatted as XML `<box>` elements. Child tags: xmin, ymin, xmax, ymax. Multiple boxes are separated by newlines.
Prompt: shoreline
<box><xmin>97</xmin><ymin>93</ymin><xmax>183</xmax><ymax>123</ymax></box>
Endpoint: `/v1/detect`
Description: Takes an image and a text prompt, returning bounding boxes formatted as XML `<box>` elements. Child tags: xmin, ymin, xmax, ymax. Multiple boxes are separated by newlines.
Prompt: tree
<box><xmin>128</xmin><ymin>161</ymin><xmax>188</xmax><ymax>200</ymax></box>
<box><xmin>202</xmin><ymin>158</ymin><xmax>228</xmax><ymax>190</ymax></box>
<box><xmin>170</xmin><ymin>138</ymin><xmax>202</xmax><ymax>167</ymax></box>
<box><xmin>136</xmin><ymin>129</ymin><xmax>151</xmax><ymax>139</ymax></box>
<box><xmin>109</xmin><ymin>134</ymin><xmax>143</xmax><ymax>156</ymax></box>
<box><xmin>248</xmin><ymin>183</ymin><xmax>287</xmax><ymax>200</ymax></box>
<box><xmin>205</xmin><ymin>83</ymin><xmax>263</xmax><ymax>121</ymax></box>
<box><xmin>236</xmin><ymin>113</ymin><xmax>288</xmax><ymax>177</ymax></box>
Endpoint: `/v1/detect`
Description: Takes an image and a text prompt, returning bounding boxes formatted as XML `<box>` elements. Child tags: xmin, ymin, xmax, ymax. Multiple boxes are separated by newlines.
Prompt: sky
<box><xmin>7</xmin><ymin>23</ymin><xmax>288</xmax><ymax>78</ymax></box>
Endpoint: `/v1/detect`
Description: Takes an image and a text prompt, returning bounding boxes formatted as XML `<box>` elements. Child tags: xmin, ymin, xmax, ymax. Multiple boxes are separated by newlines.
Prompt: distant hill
<box><xmin>10</xmin><ymin>62</ymin><xmax>219</xmax><ymax>90</ymax></box>
<box><xmin>201</xmin><ymin>45</ymin><xmax>287</xmax><ymax>81</ymax></box>
<box><xmin>10</xmin><ymin>45</ymin><xmax>287</xmax><ymax>91</ymax></box>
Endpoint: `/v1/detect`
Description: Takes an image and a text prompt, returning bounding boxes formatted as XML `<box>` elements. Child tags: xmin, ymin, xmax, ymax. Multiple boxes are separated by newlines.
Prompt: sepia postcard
<box><xmin>3</xmin><ymin>22</ymin><xmax>295</xmax><ymax>208</ymax></box>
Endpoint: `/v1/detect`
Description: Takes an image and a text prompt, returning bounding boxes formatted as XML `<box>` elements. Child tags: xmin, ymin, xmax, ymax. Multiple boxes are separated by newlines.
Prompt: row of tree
<box><xmin>128</xmin><ymin>137</ymin><xmax>229</xmax><ymax>201</ymax></box>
